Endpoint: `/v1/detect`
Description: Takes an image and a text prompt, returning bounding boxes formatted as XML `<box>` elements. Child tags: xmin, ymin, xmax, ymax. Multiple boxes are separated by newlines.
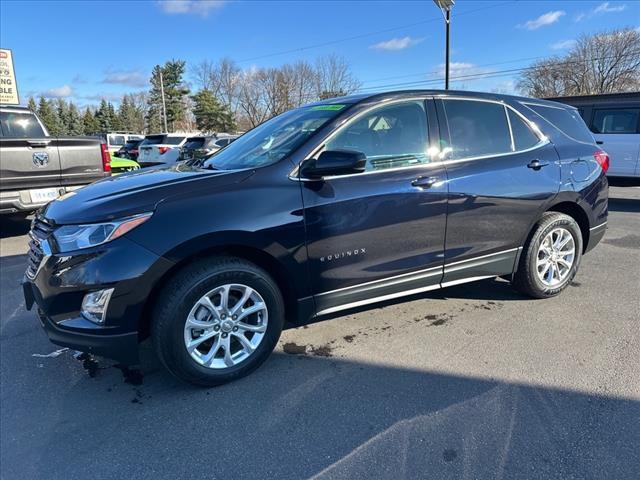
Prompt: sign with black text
<box><xmin>0</xmin><ymin>49</ymin><xmax>20</xmax><ymax>105</ymax></box>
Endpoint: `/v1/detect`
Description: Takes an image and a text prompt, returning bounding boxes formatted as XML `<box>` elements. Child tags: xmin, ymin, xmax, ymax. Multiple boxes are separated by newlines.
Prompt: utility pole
<box><xmin>433</xmin><ymin>0</ymin><xmax>454</xmax><ymax>90</ymax></box>
<box><xmin>159</xmin><ymin>69</ymin><xmax>168</xmax><ymax>132</ymax></box>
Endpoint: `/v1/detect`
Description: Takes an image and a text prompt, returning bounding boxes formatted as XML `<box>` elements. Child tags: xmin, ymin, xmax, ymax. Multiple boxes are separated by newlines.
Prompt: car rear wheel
<box><xmin>513</xmin><ymin>212</ymin><xmax>582</xmax><ymax>299</ymax></box>
<box><xmin>152</xmin><ymin>256</ymin><xmax>284</xmax><ymax>386</ymax></box>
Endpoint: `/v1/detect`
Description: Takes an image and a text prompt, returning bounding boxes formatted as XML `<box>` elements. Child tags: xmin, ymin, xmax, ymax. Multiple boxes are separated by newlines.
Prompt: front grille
<box><xmin>25</xmin><ymin>215</ymin><xmax>54</xmax><ymax>279</ymax></box>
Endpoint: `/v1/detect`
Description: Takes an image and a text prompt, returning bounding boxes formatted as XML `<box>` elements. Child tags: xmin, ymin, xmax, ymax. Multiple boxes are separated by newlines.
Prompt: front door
<box><xmin>300</xmin><ymin>99</ymin><xmax>448</xmax><ymax>315</ymax></box>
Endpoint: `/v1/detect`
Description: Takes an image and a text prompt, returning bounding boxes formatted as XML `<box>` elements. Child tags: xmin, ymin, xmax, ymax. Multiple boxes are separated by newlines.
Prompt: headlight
<box><xmin>53</xmin><ymin>213</ymin><xmax>152</xmax><ymax>252</ymax></box>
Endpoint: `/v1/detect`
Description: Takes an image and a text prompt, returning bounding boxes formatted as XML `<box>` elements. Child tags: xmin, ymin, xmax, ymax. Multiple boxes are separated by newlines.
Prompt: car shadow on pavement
<box><xmin>2</xmin><ymin>344</ymin><xmax>638</xmax><ymax>480</ymax></box>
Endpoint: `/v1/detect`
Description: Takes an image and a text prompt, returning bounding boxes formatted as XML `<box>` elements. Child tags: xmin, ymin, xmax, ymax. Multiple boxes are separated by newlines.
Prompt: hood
<box><xmin>43</xmin><ymin>164</ymin><xmax>253</xmax><ymax>224</ymax></box>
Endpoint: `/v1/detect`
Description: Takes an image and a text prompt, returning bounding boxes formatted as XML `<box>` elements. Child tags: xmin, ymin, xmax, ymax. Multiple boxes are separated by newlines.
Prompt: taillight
<box><xmin>158</xmin><ymin>146</ymin><xmax>170</xmax><ymax>155</ymax></box>
<box><xmin>100</xmin><ymin>143</ymin><xmax>111</xmax><ymax>173</ymax></box>
<box><xmin>131</xmin><ymin>149</ymin><xmax>138</xmax><ymax>154</ymax></box>
<box><xmin>594</xmin><ymin>150</ymin><xmax>609</xmax><ymax>174</ymax></box>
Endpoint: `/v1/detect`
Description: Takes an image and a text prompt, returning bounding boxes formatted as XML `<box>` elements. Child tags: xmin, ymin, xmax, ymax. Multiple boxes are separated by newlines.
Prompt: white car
<box><xmin>137</xmin><ymin>134</ymin><xmax>188</xmax><ymax>167</ymax></box>
<box><xmin>103</xmin><ymin>133</ymin><xmax>143</xmax><ymax>154</ymax></box>
<box><xmin>550</xmin><ymin>93</ymin><xmax>640</xmax><ymax>179</ymax></box>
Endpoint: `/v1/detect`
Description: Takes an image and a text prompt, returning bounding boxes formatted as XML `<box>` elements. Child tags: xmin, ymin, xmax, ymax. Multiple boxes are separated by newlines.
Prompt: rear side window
<box><xmin>591</xmin><ymin>108</ymin><xmax>639</xmax><ymax>134</ymax></box>
<box><xmin>443</xmin><ymin>100</ymin><xmax>512</xmax><ymax>159</ymax></box>
<box><xmin>508</xmin><ymin>109</ymin><xmax>540</xmax><ymax>151</ymax></box>
<box><xmin>526</xmin><ymin>104</ymin><xmax>594</xmax><ymax>143</ymax></box>
<box><xmin>0</xmin><ymin>111</ymin><xmax>46</xmax><ymax>138</ymax></box>
<box><xmin>166</xmin><ymin>136</ymin><xmax>186</xmax><ymax>145</ymax></box>
<box><xmin>183</xmin><ymin>138</ymin><xmax>205</xmax><ymax>150</ymax></box>
<box><xmin>109</xmin><ymin>134</ymin><xmax>126</xmax><ymax>146</ymax></box>
<box><xmin>140</xmin><ymin>135</ymin><xmax>166</xmax><ymax>145</ymax></box>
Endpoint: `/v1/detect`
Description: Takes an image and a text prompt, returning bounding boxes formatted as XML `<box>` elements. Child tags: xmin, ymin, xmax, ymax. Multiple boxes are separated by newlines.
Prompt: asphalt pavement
<box><xmin>1</xmin><ymin>186</ymin><xmax>639</xmax><ymax>480</ymax></box>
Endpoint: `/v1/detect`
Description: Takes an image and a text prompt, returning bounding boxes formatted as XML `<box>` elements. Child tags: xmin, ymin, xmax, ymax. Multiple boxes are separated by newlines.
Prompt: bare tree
<box><xmin>191</xmin><ymin>60</ymin><xmax>217</xmax><ymax>91</ymax></box>
<box><xmin>314</xmin><ymin>54</ymin><xmax>362</xmax><ymax>99</ymax></box>
<box><xmin>518</xmin><ymin>27</ymin><xmax>640</xmax><ymax>97</ymax></box>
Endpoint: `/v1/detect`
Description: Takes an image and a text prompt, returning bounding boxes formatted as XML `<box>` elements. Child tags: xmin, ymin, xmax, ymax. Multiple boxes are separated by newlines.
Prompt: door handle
<box><xmin>27</xmin><ymin>140</ymin><xmax>51</xmax><ymax>148</ymax></box>
<box><xmin>411</xmin><ymin>176</ymin><xmax>439</xmax><ymax>188</ymax></box>
<box><xmin>527</xmin><ymin>159</ymin><xmax>549</xmax><ymax>171</ymax></box>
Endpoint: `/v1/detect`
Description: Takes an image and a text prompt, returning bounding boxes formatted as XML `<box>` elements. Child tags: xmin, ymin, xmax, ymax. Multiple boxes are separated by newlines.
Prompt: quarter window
<box><xmin>508</xmin><ymin>109</ymin><xmax>540</xmax><ymax>150</ymax></box>
<box><xmin>325</xmin><ymin>100</ymin><xmax>430</xmax><ymax>171</ymax></box>
<box><xmin>443</xmin><ymin>100</ymin><xmax>512</xmax><ymax>159</ymax></box>
<box><xmin>591</xmin><ymin>108</ymin><xmax>639</xmax><ymax>134</ymax></box>
<box><xmin>526</xmin><ymin>104</ymin><xmax>594</xmax><ymax>143</ymax></box>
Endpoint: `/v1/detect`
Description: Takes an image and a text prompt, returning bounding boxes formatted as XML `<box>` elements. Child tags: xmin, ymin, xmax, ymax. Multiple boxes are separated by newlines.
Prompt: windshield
<box><xmin>203</xmin><ymin>104</ymin><xmax>349</xmax><ymax>170</ymax></box>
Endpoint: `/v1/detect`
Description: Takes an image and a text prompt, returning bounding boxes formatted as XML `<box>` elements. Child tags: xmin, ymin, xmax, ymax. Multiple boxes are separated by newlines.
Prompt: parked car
<box><xmin>110</xmin><ymin>157</ymin><xmax>140</xmax><ymax>175</ymax></box>
<box><xmin>99</xmin><ymin>132</ymin><xmax>143</xmax><ymax>155</ymax></box>
<box><xmin>137</xmin><ymin>133</ymin><xmax>188</xmax><ymax>167</ymax></box>
<box><xmin>179</xmin><ymin>135</ymin><xmax>238</xmax><ymax>162</ymax></box>
<box><xmin>23</xmin><ymin>90</ymin><xmax>608</xmax><ymax>386</ymax></box>
<box><xmin>548</xmin><ymin>92</ymin><xmax>639</xmax><ymax>179</ymax></box>
<box><xmin>0</xmin><ymin>106</ymin><xmax>111</xmax><ymax>215</ymax></box>
<box><xmin>115</xmin><ymin>138</ymin><xmax>143</xmax><ymax>160</ymax></box>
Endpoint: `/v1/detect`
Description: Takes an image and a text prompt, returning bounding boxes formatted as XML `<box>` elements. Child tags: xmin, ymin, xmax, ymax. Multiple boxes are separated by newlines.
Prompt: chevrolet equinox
<box><xmin>23</xmin><ymin>91</ymin><xmax>609</xmax><ymax>386</ymax></box>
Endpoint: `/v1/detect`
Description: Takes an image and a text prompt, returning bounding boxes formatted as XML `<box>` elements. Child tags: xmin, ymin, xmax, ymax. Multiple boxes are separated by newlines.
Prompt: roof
<box><xmin>545</xmin><ymin>92</ymin><xmax>640</xmax><ymax>106</ymax></box>
<box><xmin>311</xmin><ymin>89</ymin><xmax>569</xmax><ymax>109</ymax></box>
<box><xmin>0</xmin><ymin>105</ymin><xmax>31</xmax><ymax>112</ymax></box>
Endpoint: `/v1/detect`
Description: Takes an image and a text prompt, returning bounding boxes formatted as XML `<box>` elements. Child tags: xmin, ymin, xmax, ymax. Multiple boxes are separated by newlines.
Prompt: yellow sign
<box><xmin>0</xmin><ymin>49</ymin><xmax>20</xmax><ymax>105</ymax></box>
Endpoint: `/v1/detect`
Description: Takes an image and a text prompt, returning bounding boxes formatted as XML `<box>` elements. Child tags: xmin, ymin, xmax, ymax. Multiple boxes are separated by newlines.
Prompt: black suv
<box><xmin>23</xmin><ymin>91</ymin><xmax>609</xmax><ymax>386</ymax></box>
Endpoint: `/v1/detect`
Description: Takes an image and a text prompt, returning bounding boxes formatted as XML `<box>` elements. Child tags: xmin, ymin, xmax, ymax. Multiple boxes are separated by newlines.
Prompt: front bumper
<box><xmin>22</xmin><ymin>235</ymin><xmax>174</xmax><ymax>365</ymax></box>
<box><xmin>0</xmin><ymin>186</ymin><xmax>85</xmax><ymax>214</ymax></box>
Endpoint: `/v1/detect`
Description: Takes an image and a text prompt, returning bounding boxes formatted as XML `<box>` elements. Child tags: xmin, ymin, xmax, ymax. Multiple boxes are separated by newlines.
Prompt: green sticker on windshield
<box><xmin>310</xmin><ymin>104</ymin><xmax>346</xmax><ymax>111</ymax></box>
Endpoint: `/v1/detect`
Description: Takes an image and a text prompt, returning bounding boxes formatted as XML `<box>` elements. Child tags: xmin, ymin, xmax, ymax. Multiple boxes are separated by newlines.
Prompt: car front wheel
<box><xmin>152</xmin><ymin>256</ymin><xmax>284</xmax><ymax>386</ymax></box>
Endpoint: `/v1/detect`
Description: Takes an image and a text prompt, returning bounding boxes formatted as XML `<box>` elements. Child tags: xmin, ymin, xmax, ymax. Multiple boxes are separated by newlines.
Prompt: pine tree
<box><xmin>146</xmin><ymin>60</ymin><xmax>190</xmax><ymax>132</ymax></box>
<box><xmin>27</xmin><ymin>97</ymin><xmax>37</xmax><ymax>113</ymax></box>
<box><xmin>67</xmin><ymin>102</ymin><xmax>84</xmax><ymax>135</ymax></box>
<box><xmin>56</xmin><ymin>99</ymin><xmax>70</xmax><ymax>135</ymax></box>
<box><xmin>37</xmin><ymin>97</ymin><xmax>63</xmax><ymax>136</ymax></box>
<box><xmin>146</xmin><ymin>65</ymin><xmax>166</xmax><ymax>133</ymax></box>
<box><xmin>162</xmin><ymin>60</ymin><xmax>190</xmax><ymax>131</ymax></box>
<box><xmin>82</xmin><ymin>108</ymin><xmax>100</xmax><ymax>135</ymax></box>
<box><xmin>108</xmin><ymin>102</ymin><xmax>122</xmax><ymax>130</ymax></box>
<box><xmin>192</xmin><ymin>89</ymin><xmax>236</xmax><ymax>133</ymax></box>
<box><xmin>95</xmin><ymin>99</ymin><xmax>111</xmax><ymax>132</ymax></box>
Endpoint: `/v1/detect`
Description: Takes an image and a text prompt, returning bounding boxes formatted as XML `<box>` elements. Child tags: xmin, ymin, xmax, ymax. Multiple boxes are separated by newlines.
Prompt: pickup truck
<box><xmin>0</xmin><ymin>106</ymin><xmax>111</xmax><ymax>215</ymax></box>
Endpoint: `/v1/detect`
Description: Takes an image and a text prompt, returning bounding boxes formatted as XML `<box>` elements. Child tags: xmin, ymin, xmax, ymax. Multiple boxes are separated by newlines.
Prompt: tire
<box><xmin>513</xmin><ymin>212</ymin><xmax>583</xmax><ymax>299</ymax></box>
<box><xmin>152</xmin><ymin>256</ymin><xmax>285</xmax><ymax>387</ymax></box>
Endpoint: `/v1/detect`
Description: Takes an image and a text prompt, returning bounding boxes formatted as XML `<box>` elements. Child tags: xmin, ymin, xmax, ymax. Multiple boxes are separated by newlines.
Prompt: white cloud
<box><xmin>370</xmin><ymin>36</ymin><xmax>424</xmax><ymax>51</ymax></box>
<box><xmin>43</xmin><ymin>85</ymin><xmax>73</xmax><ymax>98</ymax></box>
<box><xmin>103</xmin><ymin>70</ymin><xmax>148</xmax><ymax>87</ymax></box>
<box><xmin>519</xmin><ymin>11</ymin><xmax>565</xmax><ymax>30</ymax></box>
<box><xmin>551</xmin><ymin>39</ymin><xmax>577</xmax><ymax>50</ymax></box>
<box><xmin>157</xmin><ymin>0</ymin><xmax>225</xmax><ymax>17</ymax></box>
<box><xmin>594</xmin><ymin>2</ymin><xmax>626</xmax><ymax>14</ymax></box>
<box><xmin>575</xmin><ymin>2</ymin><xmax>626</xmax><ymax>21</ymax></box>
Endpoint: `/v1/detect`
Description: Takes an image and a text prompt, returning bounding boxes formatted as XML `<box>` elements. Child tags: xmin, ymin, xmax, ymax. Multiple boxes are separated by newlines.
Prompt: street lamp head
<box><xmin>433</xmin><ymin>0</ymin><xmax>455</xmax><ymax>11</ymax></box>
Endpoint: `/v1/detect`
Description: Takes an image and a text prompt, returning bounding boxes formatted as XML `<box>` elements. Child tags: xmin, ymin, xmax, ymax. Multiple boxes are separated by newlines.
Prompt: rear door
<box><xmin>436</xmin><ymin>97</ymin><xmax>560</xmax><ymax>284</ymax></box>
<box><xmin>301</xmin><ymin>98</ymin><xmax>448</xmax><ymax>315</ymax></box>
<box><xmin>589</xmin><ymin>107</ymin><xmax>640</xmax><ymax>177</ymax></box>
<box><xmin>0</xmin><ymin>110</ymin><xmax>62</xmax><ymax>198</ymax></box>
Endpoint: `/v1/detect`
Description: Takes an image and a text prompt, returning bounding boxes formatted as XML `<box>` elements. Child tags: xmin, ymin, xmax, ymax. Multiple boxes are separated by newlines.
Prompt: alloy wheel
<box><xmin>183</xmin><ymin>284</ymin><xmax>268</xmax><ymax>369</ymax></box>
<box><xmin>536</xmin><ymin>228</ymin><xmax>575</xmax><ymax>287</ymax></box>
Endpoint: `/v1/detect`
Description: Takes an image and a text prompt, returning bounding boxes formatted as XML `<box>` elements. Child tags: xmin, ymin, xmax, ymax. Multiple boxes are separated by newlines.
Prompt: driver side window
<box><xmin>325</xmin><ymin>100</ymin><xmax>430</xmax><ymax>172</ymax></box>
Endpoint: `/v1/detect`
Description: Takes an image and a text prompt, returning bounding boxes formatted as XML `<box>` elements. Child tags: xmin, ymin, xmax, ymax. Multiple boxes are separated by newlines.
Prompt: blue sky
<box><xmin>1</xmin><ymin>0</ymin><xmax>638</xmax><ymax>107</ymax></box>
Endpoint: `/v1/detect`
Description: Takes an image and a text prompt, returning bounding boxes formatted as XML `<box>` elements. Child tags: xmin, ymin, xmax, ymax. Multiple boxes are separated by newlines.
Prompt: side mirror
<box><xmin>301</xmin><ymin>150</ymin><xmax>367</xmax><ymax>179</ymax></box>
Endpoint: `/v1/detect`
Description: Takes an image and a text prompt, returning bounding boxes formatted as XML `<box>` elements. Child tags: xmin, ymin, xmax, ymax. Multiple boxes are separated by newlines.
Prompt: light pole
<box><xmin>433</xmin><ymin>0</ymin><xmax>454</xmax><ymax>90</ymax></box>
